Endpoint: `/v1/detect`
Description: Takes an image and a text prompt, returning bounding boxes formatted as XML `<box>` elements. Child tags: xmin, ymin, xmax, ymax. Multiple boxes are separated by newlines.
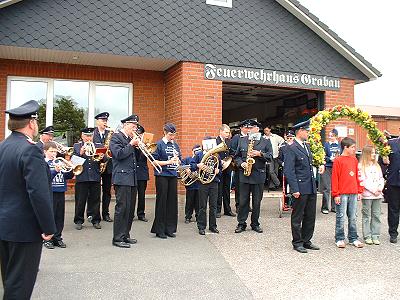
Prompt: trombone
<box><xmin>54</xmin><ymin>141</ymin><xmax>74</xmax><ymax>156</ymax></box>
<box><xmin>132</xmin><ymin>131</ymin><xmax>162</xmax><ymax>174</ymax></box>
<box><xmin>53</xmin><ymin>157</ymin><xmax>83</xmax><ymax>176</ymax></box>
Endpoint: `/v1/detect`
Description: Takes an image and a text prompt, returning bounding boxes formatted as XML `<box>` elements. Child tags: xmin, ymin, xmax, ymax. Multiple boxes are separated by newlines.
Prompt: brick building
<box><xmin>0</xmin><ymin>0</ymin><xmax>381</xmax><ymax>193</ymax></box>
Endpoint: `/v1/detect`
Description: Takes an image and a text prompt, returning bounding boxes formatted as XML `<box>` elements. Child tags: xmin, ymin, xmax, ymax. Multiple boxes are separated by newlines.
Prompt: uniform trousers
<box><xmin>151</xmin><ymin>176</ymin><xmax>178</xmax><ymax>235</ymax></box>
<box><xmin>217</xmin><ymin>169</ymin><xmax>233</xmax><ymax>214</ymax></box>
<box><xmin>237</xmin><ymin>182</ymin><xmax>263</xmax><ymax>228</ymax></box>
<box><xmin>74</xmin><ymin>181</ymin><xmax>101</xmax><ymax>224</ymax></box>
<box><xmin>0</xmin><ymin>240</ymin><xmax>42</xmax><ymax>300</ymax></box>
<box><xmin>52</xmin><ymin>192</ymin><xmax>65</xmax><ymax>242</ymax></box>
<box><xmin>234</xmin><ymin>171</ymin><xmax>240</xmax><ymax>211</ymax></box>
<box><xmin>113</xmin><ymin>185</ymin><xmax>137</xmax><ymax>242</ymax></box>
<box><xmin>185</xmin><ymin>189</ymin><xmax>199</xmax><ymax>220</ymax></box>
<box><xmin>386</xmin><ymin>185</ymin><xmax>400</xmax><ymax>238</ymax></box>
<box><xmin>136</xmin><ymin>180</ymin><xmax>147</xmax><ymax>218</ymax></box>
<box><xmin>291</xmin><ymin>193</ymin><xmax>317</xmax><ymax>247</ymax></box>
<box><xmin>197</xmin><ymin>182</ymin><xmax>218</xmax><ymax>230</ymax></box>
<box><xmin>101</xmin><ymin>173</ymin><xmax>112</xmax><ymax>218</ymax></box>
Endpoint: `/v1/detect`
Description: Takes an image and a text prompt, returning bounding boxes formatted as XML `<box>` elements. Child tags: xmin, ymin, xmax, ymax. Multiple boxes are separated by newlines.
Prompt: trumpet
<box><xmin>132</xmin><ymin>132</ymin><xmax>162</xmax><ymax>174</ymax></box>
<box><xmin>83</xmin><ymin>141</ymin><xmax>102</xmax><ymax>161</ymax></box>
<box><xmin>54</xmin><ymin>141</ymin><xmax>74</xmax><ymax>156</ymax></box>
<box><xmin>53</xmin><ymin>157</ymin><xmax>83</xmax><ymax>176</ymax></box>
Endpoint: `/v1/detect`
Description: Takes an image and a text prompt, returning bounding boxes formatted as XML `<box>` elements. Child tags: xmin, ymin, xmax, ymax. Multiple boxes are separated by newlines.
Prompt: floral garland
<box><xmin>309</xmin><ymin>105</ymin><xmax>391</xmax><ymax>166</ymax></box>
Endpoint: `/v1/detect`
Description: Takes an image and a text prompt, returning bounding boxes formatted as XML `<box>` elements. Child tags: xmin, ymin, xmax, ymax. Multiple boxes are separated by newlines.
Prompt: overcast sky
<box><xmin>298</xmin><ymin>0</ymin><xmax>400</xmax><ymax>107</ymax></box>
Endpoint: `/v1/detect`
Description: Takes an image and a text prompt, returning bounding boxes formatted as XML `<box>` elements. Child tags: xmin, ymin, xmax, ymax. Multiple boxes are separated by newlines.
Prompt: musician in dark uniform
<box><xmin>36</xmin><ymin>125</ymin><xmax>54</xmax><ymax>151</ymax></box>
<box><xmin>283</xmin><ymin>120</ymin><xmax>324</xmax><ymax>253</ymax></box>
<box><xmin>216</xmin><ymin>124</ymin><xmax>236</xmax><ymax>218</ymax></box>
<box><xmin>109</xmin><ymin>115</ymin><xmax>140</xmax><ymax>248</ymax></box>
<box><xmin>191</xmin><ymin>138</ymin><xmax>223</xmax><ymax>235</ymax></box>
<box><xmin>93</xmin><ymin>112</ymin><xmax>113</xmax><ymax>222</ymax></box>
<box><xmin>0</xmin><ymin>100</ymin><xmax>56</xmax><ymax>299</ymax></box>
<box><xmin>151</xmin><ymin>123</ymin><xmax>182</xmax><ymax>239</ymax></box>
<box><xmin>229</xmin><ymin>121</ymin><xmax>250</xmax><ymax>212</ymax></box>
<box><xmin>234</xmin><ymin>120</ymin><xmax>272</xmax><ymax>234</ymax></box>
<box><xmin>382</xmin><ymin>132</ymin><xmax>400</xmax><ymax>243</ymax></box>
<box><xmin>73</xmin><ymin>127</ymin><xmax>104</xmax><ymax>230</ymax></box>
<box><xmin>135</xmin><ymin>124</ymin><xmax>149</xmax><ymax>222</ymax></box>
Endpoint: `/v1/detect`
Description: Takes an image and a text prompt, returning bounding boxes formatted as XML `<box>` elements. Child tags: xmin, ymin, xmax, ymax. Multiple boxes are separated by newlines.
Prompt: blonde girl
<box><xmin>359</xmin><ymin>146</ymin><xmax>384</xmax><ymax>245</ymax></box>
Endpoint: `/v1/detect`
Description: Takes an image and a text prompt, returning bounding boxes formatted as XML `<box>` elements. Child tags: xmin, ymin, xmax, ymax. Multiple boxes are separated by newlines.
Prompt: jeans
<box><xmin>361</xmin><ymin>198</ymin><xmax>382</xmax><ymax>240</ymax></box>
<box><xmin>335</xmin><ymin>194</ymin><xmax>359</xmax><ymax>243</ymax></box>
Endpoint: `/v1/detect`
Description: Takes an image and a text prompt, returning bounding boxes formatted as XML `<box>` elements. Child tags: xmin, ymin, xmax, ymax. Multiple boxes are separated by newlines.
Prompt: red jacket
<box><xmin>331</xmin><ymin>155</ymin><xmax>363</xmax><ymax>197</ymax></box>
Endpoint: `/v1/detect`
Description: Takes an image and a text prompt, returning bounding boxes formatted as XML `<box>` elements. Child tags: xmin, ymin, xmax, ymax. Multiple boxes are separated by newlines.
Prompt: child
<box><xmin>331</xmin><ymin>137</ymin><xmax>364</xmax><ymax>248</ymax></box>
<box><xmin>44</xmin><ymin>141</ymin><xmax>74</xmax><ymax>249</ymax></box>
<box><xmin>359</xmin><ymin>146</ymin><xmax>384</xmax><ymax>245</ymax></box>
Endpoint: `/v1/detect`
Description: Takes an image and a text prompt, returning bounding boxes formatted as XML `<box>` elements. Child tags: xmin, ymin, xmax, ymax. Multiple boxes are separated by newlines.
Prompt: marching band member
<box><xmin>216</xmin><ymin>124</ymin><xmax>236</xmax><ymax>218</ymax></box>
<box><xmin>93</xmin><ymin>112</ymin><xmax>113</xmax><ymax>222</ymax></box>
<box><xmin>234</xmin><ymin>120</ymin><xmax>272</xmax><ymax>234</ymax></box>
<box><xmin>109</xmin><ymin>115</ymin><xmax>140</xmax><ymax>248</ymax></box>
<box><xmin>151</xmin><ymin>123</ymin><xmax>181</xmax><ymax>239</ymax></box>
<box><xmin>182</xmin><ymin>145</ymin><xmax>201</xmax><ymax>224</ymax></box>
<box><xmin>135</xmin><ymin>124</ymin><xmax>149</xmax><ymax>222</ymax></box>
<box><xmin>73</xmin><ymin>127</ymin><xmax>104</xmax><ymax>230</ymax></box>
<box><xmin>190</xmin><ymin>138</ymin><xmax>222</xmax><ymax>235</ymax></box>
<box><xmin>263</xmin><ymin>125</ymin><xmax>284</xmax><ymax>190</ymax></box>
<box><xmin>36</xmin><ymin>125</ymin><xmax>54</xmax><ymax>151</ymax></box>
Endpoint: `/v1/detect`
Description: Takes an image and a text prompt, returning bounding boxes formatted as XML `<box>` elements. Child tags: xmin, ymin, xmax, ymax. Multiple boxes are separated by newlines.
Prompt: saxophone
<box><xmin>100</xmin><ymin>129</ymin><xmax>114</xmax><ymax>174</ymax></box>
<box><xmin>243</xmin><ymin>138</ymin><xmax>256</xmax><ymax>176</ymax></box>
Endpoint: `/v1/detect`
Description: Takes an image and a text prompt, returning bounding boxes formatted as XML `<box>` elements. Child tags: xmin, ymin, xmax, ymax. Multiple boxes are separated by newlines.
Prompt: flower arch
<box><xmin>308</xmin><ymin>105</ymin><xmax>391</xmax><ymax>166</ymax></box>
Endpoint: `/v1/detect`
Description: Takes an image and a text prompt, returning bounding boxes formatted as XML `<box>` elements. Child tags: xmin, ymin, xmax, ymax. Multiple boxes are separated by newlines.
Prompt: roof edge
<box><xmin>0</xmin><ymin>0</ymin><xmax>23</xmax><ymax>9</ymax></box>
<box><xmin>276</xmin><ymin>0</ymin><xmax>382</xmax><ymax>82</ymax></box>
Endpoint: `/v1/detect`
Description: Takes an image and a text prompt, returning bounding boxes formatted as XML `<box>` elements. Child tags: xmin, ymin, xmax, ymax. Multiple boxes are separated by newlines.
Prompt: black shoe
<box><xmin>124</xmin><ymin>238</ymin><xmax>137</xmax><ymax>244</ymax></box>
<box><xmin>304</xmin><ymin>243</ymin><xmax>320</xmax><ymax>250</ymax></box>
<box><xmin>390</xmin><ymin>236</ymin><xmax>398</xmax><ymax>243</ymax></box>
<box><xmin>210</xmin><ymin>228</ymin><xmax>219</xmax><ymax>233</ymax></box>
<box><xmin>224</xmin><ymin>211</ymin><xmax>236</xmax><ymax>217</ymax></box>
<box><xmin>103</xmin><ymin>215</ymin><xmax>113</xmax><ymax>222</ymax></box>
<box><xmin>216</xmin><ymin>213</ymin><xmax>221</xmax><ymax>218</ymax></box>
<box><xmin>43</xmin><ymin>241</ymin><xmax>55</xmax><ymax>249</ymax></box>
<box><xmin>330</xmin><ymin>209</ymin><xmax>336</xmax><ymax>213</ymax></box>
<box><xmin>235</xmin><ymin>226</ymin><xmax>246</xmax><ymax>233</ymax></box>
<box><xmin>75</xmin><ymin>223</ymin><xmax>83</xmax><ymax>230</ymax></box>
<box><xmin>138</xmin><ymin>216</ymin><xmax>148</xmax><ymax>222</ymax></box>
<box><xmin>156</xmin><ymin>233</ymin><xmax>167</xmax><ymax>239</ymax></box>
<box><xmin>198</xmin><ymin>229</ymin><xmax>205</xmax><ymax>235</ymax></box>
<box><xmin>113</xmin><ymin>241</ymin><xmax>131</xmax><ymax>248</ymax></box>
<box><xmin>93</xmin><ymin>223</ymin><xmax>102</xmax><ymax>229</ymax></box>
<box><xmin>251</xmin><ymin>226</ymin><xmax>263</xmax><ymax>233</ymax></box>
<box><xmin>53</xmin><ymin>240</ymin><xmax>67</xmax><ymax>248</ymax></box>
<box><xmin>294</xmin><ymin>246</ymin><xmax>308</xmax><ymax>253</ymax></box>
<box><xmin>184</xmin><ymin>218</ymin><xmax>191</xmax><ymax>224</ymax></box>
<box><xmin>166</xmin><ymin>232</ymin><xmax>176</xmax><ymax>238</ymax></box>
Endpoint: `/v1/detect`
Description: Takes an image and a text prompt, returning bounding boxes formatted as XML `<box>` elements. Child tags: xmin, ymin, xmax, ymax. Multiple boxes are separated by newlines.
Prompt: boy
<box><xmin>331</xmin><ymin>137</ymin><xmax>364</xmax><ymax>248</ymax></box>
<box><xmin>44</xmin><ymin>141</ymin><xmax>74</xmax><ymax>249</ymax></box>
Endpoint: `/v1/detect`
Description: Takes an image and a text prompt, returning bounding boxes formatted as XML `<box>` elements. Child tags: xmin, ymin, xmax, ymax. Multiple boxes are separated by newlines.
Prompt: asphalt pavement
<box><xmin>1</xmin><ymin>193</ymin><xmax>400</xmax><ymax>299</ymax></box>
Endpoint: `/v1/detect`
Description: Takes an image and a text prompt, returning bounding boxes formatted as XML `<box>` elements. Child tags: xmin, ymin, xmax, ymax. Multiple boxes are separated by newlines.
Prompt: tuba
<box><xmin>198</xmin><ymin>141</ymin><xmax>228</xmax><ymax>184</ymax></box>
<box><xmin>177</xmin><ymin>165</ymin><xmax>198</xmax><ymax>186</ymax></box>
<box><xmin>54</xmin><ymin>141</ymin><xmax>74</xmax><ymax>156</ymax></box>
<box><xmin>53</xmin><ymin>157</ymin><xmax>83</xmax><ymax>176</ymax></box>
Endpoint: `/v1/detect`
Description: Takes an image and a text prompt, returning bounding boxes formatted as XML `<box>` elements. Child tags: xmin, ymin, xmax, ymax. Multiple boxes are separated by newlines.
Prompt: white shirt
<box><xmin>264</xmin><ymin>133</ymin><xmax>284</xmax><ymax>158</ymax></box>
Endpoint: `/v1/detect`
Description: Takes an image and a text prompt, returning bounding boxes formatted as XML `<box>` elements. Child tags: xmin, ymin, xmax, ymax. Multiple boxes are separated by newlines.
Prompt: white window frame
<box><xmin>206</xmin><ymin>0</ymin><xmax>232</xmax><ymax>8</ymax></box>
<box><xmin>6</xmin><ymin>76</ymin><xmax>133</xmax><ymax>135</ymax></box>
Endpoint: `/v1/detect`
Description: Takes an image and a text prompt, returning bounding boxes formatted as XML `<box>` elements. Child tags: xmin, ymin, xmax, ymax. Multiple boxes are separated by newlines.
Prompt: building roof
<box><xmin>357</xmin><ymin>105</ymin><xmax>400</xmax><ymax>118</ymax></box>
<box><xmin>0</xmin><ymin>0</ymin><xmax>380</xmax><ymax>82</ymax></box>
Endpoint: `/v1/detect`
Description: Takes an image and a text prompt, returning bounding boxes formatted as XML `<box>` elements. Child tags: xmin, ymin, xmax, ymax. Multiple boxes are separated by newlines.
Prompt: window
<box><xmin>6</xmin><ymin>77</ymin><xmax>133</xmax><ymax>144</ymax></box>
<box><xmin>206</xmin><ymin>0</ymin><xmax>232</xmax><ymax>8</ymax></box>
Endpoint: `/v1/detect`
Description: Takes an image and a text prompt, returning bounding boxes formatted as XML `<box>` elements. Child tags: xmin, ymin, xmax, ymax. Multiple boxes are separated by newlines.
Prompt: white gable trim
<box><xmin>0</xmin><ymin>0</ymin><xmax>23</xmax><ymax>9</ymax></box>
<box><xmin>276</xmin><ymin>0</ymin><xmax>379</xmax><ymax>81</ymax></box>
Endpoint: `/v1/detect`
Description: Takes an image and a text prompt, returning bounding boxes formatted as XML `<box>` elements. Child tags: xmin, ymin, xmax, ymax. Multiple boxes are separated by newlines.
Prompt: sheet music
<box><xmin>70</xmin><ymin>155</ymin><xmax>86</xmax><ymax>166</ymax></box>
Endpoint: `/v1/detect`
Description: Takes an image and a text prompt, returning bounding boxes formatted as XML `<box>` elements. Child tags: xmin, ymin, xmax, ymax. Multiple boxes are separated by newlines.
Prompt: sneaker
<box><xmin>184</xmin><ymin>218</ymin><xmax>191</xmax><ymax>224</ymax></box>
<box><xmin>87</xmin><ymin>216</ymin><xmax>93</xmax><ymax>222</ymax></box>
<box><xmin>352</xmin><ymin>240</ymin><xmax>364</xmax><ymax>248</ymax></box>
<box><xmin>93</xmin><ymin>223</ymin><xmax>102</xmax><ymax>229</ymax></box>
<box><xmin>321</xmin><ymin>209</ymin><xmax>329</xmax><ymax>214</ymax></box>
<box><xmin>43</xmin><ymin>241</ymin><xmax>55</xmax><ymax>249</ymax></box>
<box><xmin>390</xmin><ymin>236</ymin><xmax>397</xmax><ymax>243</ymax></box>
<box><xmin>372</xmin><ymin>239</ymin><xmax>380</xmax><ymax>245</ymax></box>
<box><xmin>364</xmin><ymin>238</ymin><xmax>373</xmax><ymax>245</ymax></box>
<box><xmin>336</xmin><ymin>240</ymin><xmax>346</xmax><ymax>248</ymax></box>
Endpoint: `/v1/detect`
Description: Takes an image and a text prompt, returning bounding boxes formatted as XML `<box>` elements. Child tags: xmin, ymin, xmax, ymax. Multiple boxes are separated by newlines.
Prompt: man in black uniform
<box><xmin>36</xmin><ymin>125</ymin><xmax>54</xmax><ymax>151</ymax></box>
<box><xmin>216</xmin><ymin>124</ymin><xmax>236</xmax><ymax>218</ymax></box>
<box><xmin>73</xmin><ymin>127</ymin><xmax>104</xmax><ymax>230</ymax></box>
<box><xmin>234</xmin><ymin>120</ymin><xmax>272</xmax><ymax>234</ymax></box>
<box><xmin>284</xmin><ymin>120</ymin><xmax>323</xmax><ymax>253</ymax></box>
<box><xmin>109</xmin><ymin>115</ymin><xmax>140</xmax><ymax>248</ymax></box>
<box><xmin>93</xmin><ymin>112</ymin><xmax>113</xmax><ymax>222</ymax></box>
<box><xmin>135</xmin><ymin>124</ymin><xmax>149</xmax><ymax>222</ymax></box>
<box><xmin>0</xmin><ymin>100</ymin><xmax>56</xmax><ymax>299</ymax></box>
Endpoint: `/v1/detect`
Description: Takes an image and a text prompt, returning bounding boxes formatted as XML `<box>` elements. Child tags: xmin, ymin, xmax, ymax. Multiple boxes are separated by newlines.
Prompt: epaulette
<box><xmin>26</xmin><ymin>137</ymin><xmax>36</xmax><ymax>144</ymax></box>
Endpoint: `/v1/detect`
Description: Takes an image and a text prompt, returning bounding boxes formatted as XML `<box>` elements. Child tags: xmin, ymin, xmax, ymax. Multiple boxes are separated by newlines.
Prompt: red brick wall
<box><xmin>0</xmin><ymin>59</ymin><xmax>165</xmax><ymax>194</ymax></box>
